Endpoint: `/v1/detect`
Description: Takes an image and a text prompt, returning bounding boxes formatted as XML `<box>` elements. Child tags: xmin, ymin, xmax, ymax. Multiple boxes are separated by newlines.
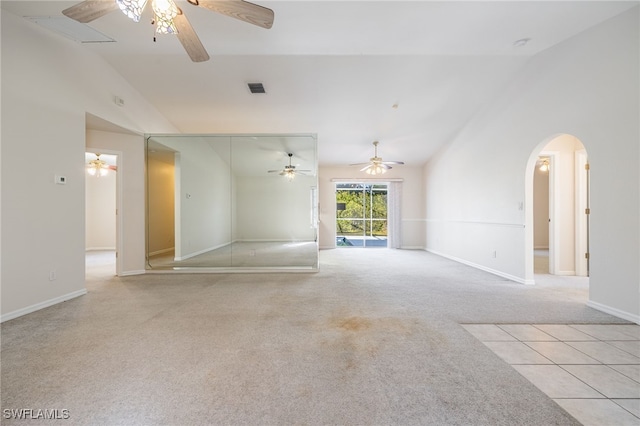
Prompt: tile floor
<box><xmin>462</xmin><ymin>323</ymin><xmax>640</xmax><ymax>426</ymax></box>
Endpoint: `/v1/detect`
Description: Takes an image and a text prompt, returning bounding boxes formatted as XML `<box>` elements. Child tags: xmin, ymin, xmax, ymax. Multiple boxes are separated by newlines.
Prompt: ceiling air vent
<box><xmin>26</xmin><ymin>16</ymin><xmax>115</xmax><ymax>43</ymax></box>
<box><xmin>248</xmin><ymin>83</ymin><xmax>266</xmax><ymax>94</ymax></box>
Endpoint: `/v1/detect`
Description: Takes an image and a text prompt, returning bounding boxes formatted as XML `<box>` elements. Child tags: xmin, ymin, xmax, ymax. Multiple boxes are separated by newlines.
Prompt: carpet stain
<box><xmin>322</xmin><ymin>315</ymin><xmax>428</xmax><ymax>373</ymax></box>
<box><xmin>328</xmin><ymin>315</ymin><xmax>419</xmax><ymax>335</ymax></box>
<box><xmin>334</xmin><ymin>316</ymin><xmax>372</xmax><ymax>332</ymax></box>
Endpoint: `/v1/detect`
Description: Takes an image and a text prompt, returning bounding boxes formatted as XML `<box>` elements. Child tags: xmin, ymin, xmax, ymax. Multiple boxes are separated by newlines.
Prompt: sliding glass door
<box><xmin>336</xmin><ymin>183</ymin><xmax>387</xmax><ymax>247</ymax></box>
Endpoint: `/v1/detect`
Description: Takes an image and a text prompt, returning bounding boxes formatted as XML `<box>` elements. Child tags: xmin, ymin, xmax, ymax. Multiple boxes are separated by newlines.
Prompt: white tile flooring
<box><xmin>462</xmin><ymin>324</ymin><xmax>640</xmax><ymax>426</ymax></box>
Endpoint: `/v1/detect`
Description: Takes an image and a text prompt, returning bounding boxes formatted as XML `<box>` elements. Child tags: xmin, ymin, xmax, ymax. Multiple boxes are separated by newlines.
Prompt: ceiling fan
<box><xmin>62</xmin><ymin>0</ymin><xmax>275</xmax><ymax>62</ymax></box>
<box><xmin>87</xmin><ymin>153</ymin><xmax>117</xmax><ymax>176</ymax></box>
<box><xmin>268</xmin><ymin>153</ymin><xmax>311</xmax><ymax>180</ymax></box>
<box><xmin>350</xmin><ymin>141</ymin><xmax>405</xmax><ymax>175</ymax></box>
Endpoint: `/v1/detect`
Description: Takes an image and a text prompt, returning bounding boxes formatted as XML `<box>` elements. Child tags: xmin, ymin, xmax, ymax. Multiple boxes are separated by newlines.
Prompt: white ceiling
<box><xmin>4</xmin><ymin>1</ymin><xmax>637</xmax><ymax>167</ymax></box>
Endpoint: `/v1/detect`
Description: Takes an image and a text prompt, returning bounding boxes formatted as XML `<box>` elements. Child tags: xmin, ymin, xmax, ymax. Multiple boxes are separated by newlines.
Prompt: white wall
<box><xmin>85</xmin><ymin>169</ymin><xmax>116</xmax><ymax>250</ymax></box>
<box><xmin>424</xmin><ymin>8</ymin><xmax>639</xmax><ymax>322</ymax></box>
<box><xmin>235</xmin><ymin>175</ymin><xmax>317</xmax><ymax>241</ymax></box>
<box><xmin>319</xmin><ymin>166</ymin><xmax>425</xmax><ymax>249</ymax></box>
<box><xmin>173</xmin><ymin>143</ymin><xmax>232</xmax><ymax>260</ymax></box>
<box><xmin>1</xmin><ymin>11</ymin><xmax>177</xmax><ymax>321</ymax></box>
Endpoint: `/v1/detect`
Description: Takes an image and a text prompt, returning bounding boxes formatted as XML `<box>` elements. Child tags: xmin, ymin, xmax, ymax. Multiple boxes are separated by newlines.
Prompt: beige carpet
<box><xmin>1</xmin><ymin>249</ymin><xmax>627</xmax><ymax>425</ymax></box>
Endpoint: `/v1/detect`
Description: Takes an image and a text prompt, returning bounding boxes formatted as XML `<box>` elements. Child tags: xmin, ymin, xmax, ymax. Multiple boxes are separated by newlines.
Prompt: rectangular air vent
<box><xmin>248</xmin><ymin>83</ymin><xmax>266</xmax><ymax>94</ymax></box>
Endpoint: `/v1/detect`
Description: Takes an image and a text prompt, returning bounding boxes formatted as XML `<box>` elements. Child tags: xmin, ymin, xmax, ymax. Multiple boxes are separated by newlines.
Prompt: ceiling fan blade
<box><xmin>196</xmin><ymin>0</ymin><xmax>274</xmax><ymax>29</ymax></box>
<box><xmin>267</xmin><ymin>170</ymin><xmax>281</xmax><ymax>173</ymax></box>
<box><xmin>349</xmin><ymin>162</ymin><xmax>370</xmax><ymax>166</ymax></box>
<box><xmin>381</xmin><ymin>161</ymin><xmax>405</xmax><ymax>165</ymax></box>
<box><xmin>62</xmin><ymin>0</ymin><xmax>119</xmax><ymax>23</ymax></box>
<box><xmin>359</xmin><ymin>165</ymin><xmax>372</xmax><ymax>172</ymax></box>
<box><xmin>173</xmin><ymin>11</ymin><xmax>210</xmax><ymax>62</ymax></box>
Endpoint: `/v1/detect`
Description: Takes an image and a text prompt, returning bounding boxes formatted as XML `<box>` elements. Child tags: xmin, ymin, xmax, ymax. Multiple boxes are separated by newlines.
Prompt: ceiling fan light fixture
<box><xmin>155</xmin><ymin>15</ymin><xmax>178</xmax><ymax>34</ymax></box>
<box><xmin>351</xmin><ymin>141</ymin><xmax>403</xmax><ymax>174</ymax></box>
<box><xmin>269</xmin><ymin>153</ymin><xmax>310</xmax><ymax>180</ymax></box>
<box><xmin>539</xmin><ymin>158</ymin><xmax>550</xmax><ymax>172</ymax></box>
<box><xmin>153</xmin><ymin>0</ymin><xmax>179</xmax><ymax>21</ymax></box>
<box><xmin>87</xmin><ymin>154</ymin><xmax>110</xmax><ymax>177</ymax></box>
<box><xmin>116</xmin><ymin>0</ymin><xmax>148</xmax><ymax>23</ymax></box>
<box><xmin>152</xmin><ymin>0</ymin><xmax>179</xmax><ymax>34</ymax></box>
<box><xmin>284</xmin><ymin>169</ymin><xmax>296</xmax><ymax>181</ymax></box>
<box><xmin>365</xmin><ymin>164</ymin><xmax>387</xmax><ymax>175</ymax></box>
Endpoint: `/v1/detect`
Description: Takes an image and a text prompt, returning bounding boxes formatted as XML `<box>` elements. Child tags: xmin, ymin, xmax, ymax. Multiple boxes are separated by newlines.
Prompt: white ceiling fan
<box><xmin>350</xmin><ymin>141</ymin><xmax>405</xmax><ymax>175</ymax></box>
<box><xmin>268</xmin><ymin>153</ymin><xmax>311</xmax><ymax>180</ymax></box>
<box><xmin>62</xmin><ymin>0</ymin><xmax>275</xmax><ymax>62</ymax></box>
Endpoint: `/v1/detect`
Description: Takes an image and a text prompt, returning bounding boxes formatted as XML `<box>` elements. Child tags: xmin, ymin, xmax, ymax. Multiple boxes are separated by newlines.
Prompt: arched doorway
<box><xmin>525</xmin><ymin>134</ymin><xmax>589</xmax><ymax>284</ymax></box>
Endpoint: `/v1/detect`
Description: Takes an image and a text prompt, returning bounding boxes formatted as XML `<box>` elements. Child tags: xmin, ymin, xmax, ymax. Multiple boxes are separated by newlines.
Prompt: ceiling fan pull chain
<box><xmin>151</xmin><ymin>18</ymin><xmax>156</xmax><ymax>42</ymax></box>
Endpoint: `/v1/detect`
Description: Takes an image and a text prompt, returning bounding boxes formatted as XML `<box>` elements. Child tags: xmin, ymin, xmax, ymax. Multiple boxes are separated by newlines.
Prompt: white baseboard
<box><xmin>149</xmin><ymin>247</ymin><xmax>174</xmax><ymax>257</ymax></box>
<box><xmin>426</xmin><ymin>249</ymin><xmax>529</xmax><ymax>285</ymax></box>
<box><xmin>234</xmin><ymin>239</ymin><xmax>314</xmax><ymax>243</ymax></box>
<box><xmin>587</xmin><ymin>300</ymin><xmax>640</xmax><ymax>325</ymax></box>
<box><xmin>1</xmin><ymin>289</ymin><xmax>87</xmax><ymax>323</ymax></box>
<box><xmin>119</xmin><ymin>270</ymin><xmax>146</xmax><ymax>276</ymax></box>
<box><xmin>556</xmin><ymin>270</ymin><xmax>576</xmax><ymax>276</ymax></box>
<box><xmin>174</xmin><ymin>242</ymin><xmax>231</xmax><ymax>261</ymax></box>
<box><xmin>401</xmin><ymin>246</ymin><xmax>425</xmax><ymax>250</ymax></box>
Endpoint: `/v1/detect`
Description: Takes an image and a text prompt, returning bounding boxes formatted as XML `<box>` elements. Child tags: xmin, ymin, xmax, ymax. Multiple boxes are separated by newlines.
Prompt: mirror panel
<box><xmin>146</xmin><ymin>134</ymin><xmax>318</xmax><ymax>271</ymax></box>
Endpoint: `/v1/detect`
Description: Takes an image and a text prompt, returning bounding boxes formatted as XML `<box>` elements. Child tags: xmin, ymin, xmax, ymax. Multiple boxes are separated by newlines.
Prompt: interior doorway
<box><xmin>336</xmin><ymin>182</ymin><xmax>388</xmax><ymax>247</ymax></box>
<box><xmin>85</xmin><ymin>151</ymin><xmax>119</xmax><ymax>276</ymax></box>
<box><xmin>527</xmin><ymin>134</ymin><xmax>589</xmax><ymax>283</ymax></box>
<box><xmin>533</xmin><ymin>155</ymin><xmax>550</xmax><ymax>274</ymax></box>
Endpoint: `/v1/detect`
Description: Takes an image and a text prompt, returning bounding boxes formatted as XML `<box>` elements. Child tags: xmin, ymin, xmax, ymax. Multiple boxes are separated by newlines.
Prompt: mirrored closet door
<box><xmin>146</xmin><ymin>134</ymin><xmax>318</xmax><ymax>271</ymax></box>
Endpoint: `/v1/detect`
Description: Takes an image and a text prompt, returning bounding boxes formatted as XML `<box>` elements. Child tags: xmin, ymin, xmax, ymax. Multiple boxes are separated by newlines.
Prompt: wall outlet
<box><xmin>49</xmin><ymin>270</ymin><xmax>57</xmax><ymax>281</ymax></box>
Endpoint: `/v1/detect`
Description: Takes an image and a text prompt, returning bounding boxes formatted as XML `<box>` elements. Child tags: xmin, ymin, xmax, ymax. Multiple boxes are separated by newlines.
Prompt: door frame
<box><xmin>575</xmin><ymin>149</ymin><xmax>589</xmax><ymax>276</ymax></box>
<box><xmin>335</xmin><ymin>181</ymin><xmax>389</xmax><ymax>247</ymax></box>
<box><xmin>85</xmin><ymin>148</ymin><xmax>123</xmax><ymax>276</ymax></box>
<box><xmin>541</xmin><ymin>150</ymin><xmax>560</xmax><ymax>275</ymax></box>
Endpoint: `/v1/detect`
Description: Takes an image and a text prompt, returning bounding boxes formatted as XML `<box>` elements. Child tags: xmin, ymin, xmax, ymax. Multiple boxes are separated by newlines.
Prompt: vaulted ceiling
<box><xmin>3</xmin><ymin>1</ymin><xmax>636</xmax><ymax>167</ymax></box>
